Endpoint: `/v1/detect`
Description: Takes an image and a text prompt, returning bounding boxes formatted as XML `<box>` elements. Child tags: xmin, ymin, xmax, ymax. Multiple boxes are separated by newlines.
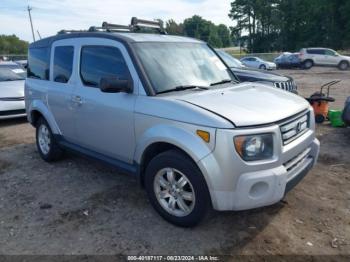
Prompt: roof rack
<box><xmin>58</xmin><ymin>17</ymin><xmax>167</xmax><ymax>35</ymax></box>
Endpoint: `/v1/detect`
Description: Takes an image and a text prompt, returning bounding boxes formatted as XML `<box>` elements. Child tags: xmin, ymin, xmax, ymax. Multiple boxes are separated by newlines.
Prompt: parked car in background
<box><xmin>274</xmin><ymin>52</ymin><xmax>301</xmax><ymax>69</ymax></box>
<box><xmin>240</xmin><ymin>56</ymin><xmax>277</xmax><ymax>70</ymax></box>
<box><xmin>216</xmin><ymin>50</ymin><xmax>297</xmax><ymax>93</ymax></box>
<box><xmin>25</xmin><ymin>18</ymin><xmax>320</xmax><ymax>227</ymax></box>
<box><xmin>299</xmin><ymin>48</ymin><xmax>350</xmax><ymax>70</ymax></box>
<box><xmin>15</xmin><ymin>60</ymin><xmax>28</xmax><ymax>69</ymax></box>
<box><xmin>0</xmin><ymin>61</ymin><xmax>26</xmax><ymax>119</ymax></box>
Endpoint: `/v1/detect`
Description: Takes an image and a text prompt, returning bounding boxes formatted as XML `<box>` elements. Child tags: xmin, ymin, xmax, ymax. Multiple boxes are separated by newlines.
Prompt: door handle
<box><xmin>72</xmin><ymin>96</ymin><xmax>83</xmax><ymax>105</ymax></box>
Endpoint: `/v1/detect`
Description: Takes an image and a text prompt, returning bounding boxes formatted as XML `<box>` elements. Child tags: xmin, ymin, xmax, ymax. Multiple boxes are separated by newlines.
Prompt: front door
<box><xmin>73</xmin><ymin>40</ymin><xmax>137</xmax><ymax>164</ymax></box>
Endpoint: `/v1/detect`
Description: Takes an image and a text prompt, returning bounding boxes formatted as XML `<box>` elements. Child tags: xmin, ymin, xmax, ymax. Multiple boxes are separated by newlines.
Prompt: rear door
<box><xmin>73</xmin><ymin>38</ymin><xmax>137</xmax><ymax>164</ymax></box>
<box><xmin>48</xmin><ymin>40</ymin><xmax>77</xmax><ymax>141</ymax></box>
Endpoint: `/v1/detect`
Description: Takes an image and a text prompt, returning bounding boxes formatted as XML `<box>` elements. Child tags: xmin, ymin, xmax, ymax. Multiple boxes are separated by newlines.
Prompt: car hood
<box><xmin>0</xmin><ymin>80</ymin><xmax>25</xmax><ymax>98</ymax></box>
<box><xmin>231</xmin><ymin>67</ymin><xmax>290</xmax><ymax>82</ymax></box>
<box><xmin>174</xmin><ymin>83</ymin><xmax>309</xmax><ymax>127</ymax></box>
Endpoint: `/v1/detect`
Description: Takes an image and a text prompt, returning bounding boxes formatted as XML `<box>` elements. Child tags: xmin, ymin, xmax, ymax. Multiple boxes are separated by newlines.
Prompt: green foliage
<box><xmin>229</xmin><ymin>0</ymin><xmax>350</xmax><ymax>52</ymax></box>
<box><xmin>165</xmin><ymin>16</ymin><xmax>232</xmax><ymax>48</ymax></box>
<box><xmin>165</xmin><ymin>19</ymin><xmax>184</xmax><ymax>35</ymax></box>
<box><xmin>0</xmin><ymin>35</ymin><xmax>28</xmax><ymax>55</ymax></box>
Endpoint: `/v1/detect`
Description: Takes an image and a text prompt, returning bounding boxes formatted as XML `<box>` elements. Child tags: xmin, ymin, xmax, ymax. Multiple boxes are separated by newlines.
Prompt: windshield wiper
<box><xmin>210</xmin><ymin>79</ymin><xmax>236</xmax><ymax>86</ymax></box>
<box><xmin>157</xmin><ymin>85</ymin><xmax>209</xmax><ymax>94</ymax></box>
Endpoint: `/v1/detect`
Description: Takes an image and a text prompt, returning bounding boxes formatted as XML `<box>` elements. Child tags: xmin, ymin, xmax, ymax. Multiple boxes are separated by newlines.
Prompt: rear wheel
<box><xmin>303</xmin><ymin>60</ymin><xmax>313</xmax><ymax>69</ymax></box>
<box><xmin>338</xmin><ymin>61</ymin><xmax>349</xmax><ymax>71</ymax></box>
<box><xmin>145</xmin><ymin>150</ymin><xmax>210</xmax><ymax>227</ymax></box>
<box><xmin>36</xmin><ymin>117</ymin><xmax>63</xmax><ymax>162</ymax></box>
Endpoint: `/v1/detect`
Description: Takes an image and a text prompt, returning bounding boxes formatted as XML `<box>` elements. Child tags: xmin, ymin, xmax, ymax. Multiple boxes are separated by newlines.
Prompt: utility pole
<box><xmin>27</xmin><ymin>5</ymin><xmax>36</xmax><ymax>42</ymax></box>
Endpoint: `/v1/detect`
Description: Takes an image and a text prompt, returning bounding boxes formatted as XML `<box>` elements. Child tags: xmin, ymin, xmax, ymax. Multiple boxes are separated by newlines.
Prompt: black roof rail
<box><xmin>57</xmin><ymin>29</ymin><xmax>89</xmax><ymax>34</ymax></box>
<box><xmin>58</xmin><ymin>17</ymin><xmax>167</xmax><ymax>35</ymax></box>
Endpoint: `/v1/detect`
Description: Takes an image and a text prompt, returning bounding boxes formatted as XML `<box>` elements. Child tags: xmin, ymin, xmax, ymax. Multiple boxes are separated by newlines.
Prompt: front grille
<box><xmin>279</xmin><ymin>111</ymin><xmax>309</xmax><ymax>145</ymax></box>
<box><xmin>284</xmin><ymin>147</ymin><xmax>311</xmax><ymax>173</ymax></box>
<box><xmin>0</xmin><ymin>97</ymin><xmax>24</xmax><ymax>101</ymax></box>
<box><xmin>274</xmin><ymin>81</ymin><xmax>296</xmax><ymax>92</ymax></box>
<box><xmin>0</xmin><ymin>109</ymin><xmax>26</xmax><ymax>116</ymax></box>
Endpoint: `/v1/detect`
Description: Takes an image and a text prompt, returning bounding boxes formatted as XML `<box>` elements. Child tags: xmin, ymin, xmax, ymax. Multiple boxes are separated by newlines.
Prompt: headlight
<box><xmin>234</xmin><ymin>134</ymin><xmax>273</xmax><ymax>161</ymax></box>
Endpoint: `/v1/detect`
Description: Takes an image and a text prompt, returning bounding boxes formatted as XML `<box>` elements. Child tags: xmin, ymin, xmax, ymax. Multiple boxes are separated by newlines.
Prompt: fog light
<box><xmin>249</xmin><ymin>182</ymin><xmax>269</xmax><ymax>198</ymax></box>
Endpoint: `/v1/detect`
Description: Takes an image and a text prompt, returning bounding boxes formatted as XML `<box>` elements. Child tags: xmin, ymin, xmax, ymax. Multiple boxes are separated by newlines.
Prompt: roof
<box><xmin>29</xmin><ymin>31</ymin><xmax>202</xmax><ymax>49</ymax></box>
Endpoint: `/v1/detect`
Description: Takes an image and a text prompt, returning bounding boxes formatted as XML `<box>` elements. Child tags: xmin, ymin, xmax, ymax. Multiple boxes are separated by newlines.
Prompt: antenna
<box><xmin>37</xmin><ymin>30</ymin><xmax>42</xmax><ymax>40</ymax></box>
<box><xmin>27</xmin><ymin>5</ymin><xmax>36</xmax><ymax>42</ymax></box>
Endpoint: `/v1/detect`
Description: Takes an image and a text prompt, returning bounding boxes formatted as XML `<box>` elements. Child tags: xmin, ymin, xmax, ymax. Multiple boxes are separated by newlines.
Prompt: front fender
<box><xmin>27</xmin><ymin>99</ymin><xmax>61</xmax><ymax>135</ymax></box>
<box><xmin>134</xmin><ymin>123</ymin><xmax>216</xmax><ymax>165</ymax></box>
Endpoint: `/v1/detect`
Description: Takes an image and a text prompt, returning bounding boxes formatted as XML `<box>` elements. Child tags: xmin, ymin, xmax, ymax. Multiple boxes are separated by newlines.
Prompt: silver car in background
<box><xmin>300</xmin><ymin>48</ymin><xmax>350</xmax><ymax>70</ymax></box>
<box><xmin>0</xmin><ymin>62</ymin><xmax>26</xmax><ymax>119</ymax></box>
<box><xmin>241</xmin><ymin>56</ymin><xmax>277</xmax><ymax>70</ymax></box>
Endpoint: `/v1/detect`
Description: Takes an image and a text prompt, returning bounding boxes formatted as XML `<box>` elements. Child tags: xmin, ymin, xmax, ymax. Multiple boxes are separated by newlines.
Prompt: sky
<box><xmin>0</xmin><ymin>0</ymin><xmax>234</xmax><ymax>42</ymax></box>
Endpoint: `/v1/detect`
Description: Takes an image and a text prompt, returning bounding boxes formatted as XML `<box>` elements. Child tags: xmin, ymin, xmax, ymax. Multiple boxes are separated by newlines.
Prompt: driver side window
<box><xmin>325</xmin><ymin>50</ymin><xmax>336</xmax><ymax>56</ymax></box>
<box><xmin>80</xmin><ymin>46</ymin><xmax>130</xmax><ymax>88</ymax></box>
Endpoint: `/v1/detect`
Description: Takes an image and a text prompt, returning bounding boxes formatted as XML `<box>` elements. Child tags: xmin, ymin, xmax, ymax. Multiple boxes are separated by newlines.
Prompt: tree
<box><xmin>0</xmin><ymin>35</ymin><xmax>29</xmax><ymax>55</ymax></box>
<box><xmin>217</xmin><ymin>24</ymin><xmax>231</xmax><ymax>47</ymax></box>
<box><xmin>165</xmin><ymin>19</ymin><xmax>184</xmax><ymax>35</ymax></box>
<box><xmin>229</xmin><ymin>0</ymin><xmax>350</xmax><ymax>52</ymax></box>
<box><xmin>182</xmin><ymin>15</ymin><xmax>232</xmax><ymax>47</ymax></box>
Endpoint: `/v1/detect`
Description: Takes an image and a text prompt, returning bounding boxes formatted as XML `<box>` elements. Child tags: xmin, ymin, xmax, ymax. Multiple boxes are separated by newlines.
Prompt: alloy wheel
<box><xmin>153</xmin><ymin>167</ymin><xmax>195</xmax><ymax>217</ymax></box>
<box><xmin>38</xmin><ymin>124</ymin><xmax>51</xmax><ymax>155</ymax></box>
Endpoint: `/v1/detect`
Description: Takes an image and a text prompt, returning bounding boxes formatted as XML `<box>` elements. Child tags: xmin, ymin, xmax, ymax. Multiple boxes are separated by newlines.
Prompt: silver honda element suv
<box><xmin>25</xmin><ymin>18</ymin><xmax>320</xmax><ymax>227</ymax></box>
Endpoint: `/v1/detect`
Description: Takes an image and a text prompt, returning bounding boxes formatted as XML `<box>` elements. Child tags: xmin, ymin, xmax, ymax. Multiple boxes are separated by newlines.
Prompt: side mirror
<box><xmin>99</xmin><ymin>76</ymin><xmax>133</xmax><ymax>93</ymax></box>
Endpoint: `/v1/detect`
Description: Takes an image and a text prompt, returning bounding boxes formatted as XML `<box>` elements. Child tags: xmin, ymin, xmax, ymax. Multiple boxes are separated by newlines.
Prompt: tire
<box><xmin>36</xmin><ymin>117</ymin><xmax>63</xmax><ymax>162</ymax></box>
<box><xmin>338</xmin><ymin>61</ymin><xmax>349</xmax><ymax>71</ymax></box>
<box><xmin>315</xmin><ymin>114</ymin><xmax>325</xmax><ymax>124</ymax></box>
<box><xmin>303</xmin><ymin>60</ymin><xmax>313</xmax><ymax>70</ymax></box>
<box><xmin>144</xmin><ymin>150</ymin><xmax>210</xmax><ymax>227</ymax></box>
<box><xmin>259</xmin><ymin>64</ymin><xmax>267</xmax><ymax>70</ymax></box>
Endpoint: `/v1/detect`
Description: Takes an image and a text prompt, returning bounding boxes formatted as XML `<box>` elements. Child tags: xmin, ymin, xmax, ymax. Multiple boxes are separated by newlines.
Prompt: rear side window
<box><xmin>28</xmin><ymin>47</ymin><xmax>50</xmax><ymax>80</ymax></box>
<box><xmin>53</xmin><ymin>46</ymin><xmax>74</xmax><ymax>83</ymax></box>
<box><xmin>307</xmin><ymin>49</ymin><xmax>325</xmax><ymax>55</ymax></box>
<box><xmin>80</xmin><ymin>46</ymin><xmax>130</xmax><ymax>87</ymax></box>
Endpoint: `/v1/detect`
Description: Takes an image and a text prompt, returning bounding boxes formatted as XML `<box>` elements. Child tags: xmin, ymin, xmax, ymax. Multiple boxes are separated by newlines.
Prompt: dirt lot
<box><xmin>0</xmin><ymin>67</ymin><xmax>349</xmax><ymax>258</ymax></box>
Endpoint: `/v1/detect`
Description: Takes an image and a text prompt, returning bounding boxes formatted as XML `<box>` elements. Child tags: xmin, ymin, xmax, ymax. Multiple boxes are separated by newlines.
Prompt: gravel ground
<box><xmin>0</xmin><ymin>67</ymin><xmax>349</xmax><ymax>257</ymax></box>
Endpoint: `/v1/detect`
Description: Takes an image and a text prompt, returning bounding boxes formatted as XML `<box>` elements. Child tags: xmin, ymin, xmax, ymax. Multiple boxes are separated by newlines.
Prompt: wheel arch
<box><xmin>27</xmin><ymin>100</ymin><xmax>61</xmax><ymax>134</ymax></box>
<box><xmin>134</xmin><ymin>125</ymin><xmax>215</xmax><ymax>187</ymax></box>
<box><xmin>303</xmin><ymin>59</ymin><xmax>314</xmax><ymax>66</ymax></box>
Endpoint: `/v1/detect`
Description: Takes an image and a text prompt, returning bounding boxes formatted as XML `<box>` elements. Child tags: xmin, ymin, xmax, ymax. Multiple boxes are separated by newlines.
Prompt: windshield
<box><xmin>0</xmin><ymin>65</ymin><xmax>26</xmax><ymax>82</ymax></box>
<box><xmin>216</xmin><ymin>50</ymin><xmax>244</xmax><ymax>68</ymax></box>
<box><xmin>134</xmin><ymin>42</ymin><xmax>234</xmax><ymax>94</ymax></box>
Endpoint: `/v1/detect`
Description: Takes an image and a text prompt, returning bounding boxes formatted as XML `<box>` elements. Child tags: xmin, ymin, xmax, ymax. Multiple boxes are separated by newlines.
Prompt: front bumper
<box><xmin>0</xmin><ymin>101</ymin><xmax>26</xmax><ymax>120</ymax></box>
<box><xmin>197</xmin><ymin>123</ymin><xmax>320</xmax><ymax>211</ymax></box>
<box><xmin>267</xmin><ymin>64</ymin><xmax>277</xmax><ymax>70</ymax></box>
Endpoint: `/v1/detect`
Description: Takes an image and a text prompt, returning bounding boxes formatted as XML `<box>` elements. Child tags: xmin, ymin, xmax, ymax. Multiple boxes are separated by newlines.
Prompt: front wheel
<box><xmin>259</xmin><ymin>64</ymin><xmax>267</xmax><ymax>70</ymax></box>
<box><xmin>145</xmin><ymin>150</ymin><xmax>210</xmax><ymax>227</ymax></box>
<box><xmin>36</xmin><ymin>117</ymin><xmax>63</xmax><ymax>162</ymax></box>
<box><xmin>338</xmin><ymin>61</ymin><xmax>349</xmax><ymax>71</ymax></box>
